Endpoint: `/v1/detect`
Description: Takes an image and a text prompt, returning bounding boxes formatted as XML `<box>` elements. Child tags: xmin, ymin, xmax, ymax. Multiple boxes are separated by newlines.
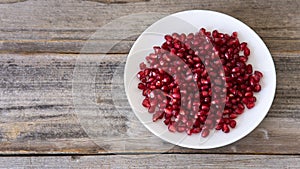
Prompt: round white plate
<box><xmin>124</xmin><ymin>10</ymin><xmax>276</xmax><ymax>149</ymax></box>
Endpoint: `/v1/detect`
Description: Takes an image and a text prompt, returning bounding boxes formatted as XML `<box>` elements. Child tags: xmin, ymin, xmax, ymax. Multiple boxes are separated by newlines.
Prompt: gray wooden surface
<box><xmin>0</xmin><ymin>0</ymin><xmax>299</xmax><ymax>168</ymax></box>
<box><xmin>0</xmin><ymin>155</ymin><xmax>299</xmax><ymax>169</ymax></box>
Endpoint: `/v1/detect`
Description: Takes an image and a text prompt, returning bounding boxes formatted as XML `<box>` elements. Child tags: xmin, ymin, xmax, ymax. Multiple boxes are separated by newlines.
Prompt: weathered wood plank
<box><xmin>0</xmin><ymin>53</ymin><xmax>299</xmax><ymax>154</ymax></box>
<box><xmin>0</xmin><ymin>0</ymin><xmax>298</xmax><ymax>29</ymax></box>
<box><xmin>0</xmin><ymin>154</ymin><xmax>299</xmax><ymax>169</ymax></box>
<box><xmin>1</xmin><ymin>38</ymin><xmax>299</xmax><ymax>54</ymax></box>
<box><xmin>0</xmin><ymin>0</ymin><xmax>299</xmax><ymax>53</ymax></box>
<box><xmin>0</xmin><ymin>117</ymin><xmax>299</xmax><ymax>154</ymax></box>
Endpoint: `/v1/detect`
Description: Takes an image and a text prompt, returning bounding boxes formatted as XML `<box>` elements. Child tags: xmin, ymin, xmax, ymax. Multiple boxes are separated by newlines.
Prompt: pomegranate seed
<box><xmin>240</xmin><ymin>56</ymin><xmax>248</xmax><ymax>62</ymax></box>
<box><xmin>254</xmin><ymin>84</ymin><xmax>261</xmax><ymax>92</ymax></box>
<box><xmin>148</xmin><ymin>106</ymin><xmax>156</xmax><ymax>113</ymax></box>
<box><xmin>142</xmin><ymin>98</ymin><xmax>150</xmax><ymax>108</ymax></box>
<box><xmin>153</xmin><ymin>111</ymin><xmax>164</xmax><ymax>122</ymax></box>
<box><xmin>246</xmin><ymin>64</ymin><xmax>253</xmax><ymax>74</ymax></box>
<box><xmin>138</xmin><ymin>83</ymin><xmax>145</xmax><ymax>90</ymax></box>
<box><xmin>164</xmin><ymin>35</ymin><xmax>173</xmax><ymax>42</ymax></box>
<box><xmin>229</xmin><ymin>113</ymin><xmax>238</xmax><ymax>119</ymax></box>
<box><xmin>248</xmin><ymin>96</ymin><xmax>257</xmax><ymax>103</ymax></box>
<box><xmin>254</xmin><ymin>71</ymin><xmax>263</xmax><ymax>78</ymax></box>
<box><xmin>201</xmin><ymin>129</ymin><xmax>210</xmax><ymax>138</ymax></box>
<box><xmin>139</xmin><ymin>62</ymin><xmax>147</xmax><ymax>70</ymax></box>
<box><xmin>168</xmin><ymin>124</ymin><xmax>176</xmax><ymax>132</ymax></box>
<box><xmin>223</xmin><ymin>118</ymin><xmax>230</xmax><ymax>124</ymax></box>
<box><xmin>231</xmin><ymin>67</ymin><xmax>240</xmax><ymax>73</ymax></box>
<box><xmin>222</xmin><ymin>124</ymin><xmax>230</xmax><ymax>133</ymax></box>
<box><xmin>229</xmin><ymin>120</ymin><xmax>237</xmax><ymax>128</ymax></box>
<box><xmin>192</xmin><ymin>127</ymin><xmax>202</xmax><ymax>134</ymax></box>
<box><xmin>240</xmin><ymin>42</ymin><xmax>247</xmax><ymax>50</ymax></box>
<box><xmin>215</xmin><ymin>124</ymin><xmax>222</xmax><ymax>130</ymax></box>
<box><xmin>232</xmin><ymin>32</ymin><xmax>238</xmax><ymax>38</ymax></box>
<box><xmin>245</xmin><ymin>92</ymin><xmax>253</xmax><ymax>97</ymax></box>
<box><xmin>252</xmin><ymin>74</ymin><xmax>261</xmax><ymax>83</ymax></box>
<box><xmin>164</xmin><ymin>118</ymin><xmax>170</xmax><ymax>125</ymax></box>
<box><xmin>161</xmin><ymin>86</ymin><xmax>169</xmax><ymax>92</ymax></box>
<box><xmin>238</xmin><ymin>103</ymin><xmax>245</xmax><ymax>110</ymax></box>
<box><xmin>235</xmin><ymin>108</ymin><xmax>244</xmax><ymax>114</ymax></box>
<box><xmin>244</xmin><ymin>47</ymin><xmax>250</xmax><ymax>56</ymax></box>
<box><xmin>172</xmin><ymin>93</ymin><xmax>180</xmax><ymax>99</ymax></box>
<box><xmin>136</xmin><ymin>28</ymin><xmax>263</xmax><ymax>138</ymax></box>
<box><xmin>177</xmin><ymin>126</ymin><xmax>186</xmax><ymax>133</ymax></box>
<box><xmin>137</xmin><ymin>71</ymin><xmax>145</xmax><ymax>79</ymax></box>
<box><xmin>246</xmin><ymin>102</ymin><xmax>255</xmax><ymax>109</ymax></box>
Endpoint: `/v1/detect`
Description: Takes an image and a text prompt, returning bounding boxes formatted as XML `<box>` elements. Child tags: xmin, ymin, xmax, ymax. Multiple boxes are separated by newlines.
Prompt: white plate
<box><xmin>124</xmin><ymin>10</ymin><xmax>276</xmax><ymax>149</ymax></box>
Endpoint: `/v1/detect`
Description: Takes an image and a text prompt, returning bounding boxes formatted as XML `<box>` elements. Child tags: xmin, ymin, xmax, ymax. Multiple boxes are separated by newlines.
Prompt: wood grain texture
<box><xmin>0</xmin><ymin>53</ymin><xmax>299</xmax><ymax>155</ymax></box>
<box><xmin>0</xmin><ymin>0</ymin><xmax>299</xmax><ymax>53</ymax></box>
<box><xmin>0</xmin><ymin>0</ymin><xmax>299</xmax><ymax>159</ymax></box>
<box><xmin>0</xmin><ymin>154</ymin><xmax>299</xmax><ymax>169</ymax></box>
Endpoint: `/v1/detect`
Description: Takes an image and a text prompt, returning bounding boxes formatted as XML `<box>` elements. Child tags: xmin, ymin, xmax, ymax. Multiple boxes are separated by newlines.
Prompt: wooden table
<box><xmin>0</xmin><ymin>0</ymin><xmax>299</xmax><ymax>168</ymax></box>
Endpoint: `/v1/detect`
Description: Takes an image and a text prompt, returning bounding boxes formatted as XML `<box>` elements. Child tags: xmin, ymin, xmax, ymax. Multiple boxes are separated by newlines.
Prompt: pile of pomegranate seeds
<box><xmin>137</xmin><ymin>28</ymin><xmax>263</xmax><ymax>137</ymax></box>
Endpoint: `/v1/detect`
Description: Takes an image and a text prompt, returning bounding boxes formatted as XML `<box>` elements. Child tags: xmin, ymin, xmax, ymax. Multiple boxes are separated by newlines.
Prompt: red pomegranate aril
<box><xmin>201</xmin><ymin>78</ymin><xmax>209</xmax><ymax>85</ymax></box>
<box><xmin>244</xmin><ymin>47</ymin><xmax>250</xmax><ymax>56</ymax></box>
<box><xmin>201</xmin><ymin>129</ymin><xmax>210</xmax><ymax>138</ymax></box>
<box><xmin>232</xmin><ymin>31</ymin><xmax>238</xmax><ymax>38</ymax></box>
<box><xmin>238</xmin><ymin>103</ymin><xmax>245</xmax><ymax>110</ymax></box>
<box><xmin>137</xmin><ymin>28</ymin><xmax>263</xmax><ymax>138</ymax></box>
<box><xmin>201</xmin><ymin>91</ymin><xmax>209</xmax><ymax>97</ymax></box>
<box><xmin>222</xmin><ymin>124</ymin><xmax>230</xmax><ymax>133</ymax></box>
<box><xmin>153</xmin><ymin>46</ymin><xmax>161</xmax><ymax>53</ymax></box>
<box><xmin>171</xmin><ymin>93</ymin><xmax>180</xmax><ymax>99</ymax></box>
<box><xmin>162</xmin><ymin>77</ymin><xmax>170</xmax><ymax>83</ymax></box>
<box><xmin>142</xmin><ymin>89</ymin><xmax>150</xmax><ymax>97</ymax></box>
<box><xmin>240</xmin><ymin>56</ymin><xmax>248</xmax><ymax>62</ymax></box>
<box><xmin>253</xmin><ymin>74</ymin><xmax>261</xmax><ymax>83</ymax></box>
<box><xmin>246</xmin><ymin>102</ymin><xmax>255</xmax><ymax>109</ymax></box>
<box><xmin>215</xmin><ymin>124</ymin><xmax>222</xmax><ymax>130</ymax></box>
<box><xmin>254</xmin><ymin>84</ymin><xmax>261</xmax><ymax>92</ymax></box>
<box><xmin>186</xmin><ymin>120</ymin><xmax>194</xmax><ymax>128</ymax></box>
<box><xmin>229</xmin><ymin>120</ymin><xmax>237</xmax><ymax>128</ymax></box>
<box><xmin>144</xmin><ymin>69</ymin><xmax>151</xmax><ymax>76</ymax></box>
<box><xmin>161</xmin><ymin>86</ymin><xmax>169</xmax><ymax>92</ymax></box>
<box><xmin>168</xmin><ymin>124</ymin><xmax>176</xmax><ymax>132</ymax></box>
<box><xmin>246</xmin><ymin>64</ymin><xmax>253</xmax><ymax>74</ymax></box>
<box><xmin>246</xmin><ymin>87</ymin><xmax>253</xmax><ymax>92</ymax></box>
<box><xmin>177</xmin><ymin>126</ymin><xmax>186</xmax><ymax>133</ymax></box>
<box><xmin>223</xmin><ymin>118</ymin><xmax>230</xmax><ymax>124</ymax></box>
<box><xmin>192</xmin><ymin>127</ymin><xmax>202</xmax><ymax>134</ymax></box>
<box><xmin>137</xmin><ymin>71</ymin><xmax>145</xmax><ymax>79</ymax></box>
<box><xmin>240</xmin><ymin>99</ymin><xmax>247</xmax><ymax>106</ymax></box>
<box><xmin>223</xmin><ymin>109</ymin><xmax>231</xmax><ymax>115</ymax></box>
<box><xmin>231</xmin><ymin>67</ymin><xmax>240</xmax><ymax>73</ymax></box>
<box><xmin>155</xmin><ymin>81</ymin><xmax>162</xmax><ymax>88</ymax></box>
<box><xmin>138</xmin><ymin>83</ymin><xmax>145</xmax><ymax>90</ymax></box>
<box><xmin>164</xmin><ymin>118</ymin><xmax>171</xmax><ymax>125</ymax></box>
<box><xmin>201</xmin><ymin>104</ymin><xmax>210</xmax><ymax>111</ymax></box>
<box><xmin>245</xmin><ymin>91</ymin><xmax>253</xmax><ymax>97</ymax></box>
<box><xmin>248</xmin><ymin>96</ymin><xmax>257</xmax><ymax>103</ymax></box>
<box><xmin>164</xmin><ymin>35</ymin><xmax>173</xmax><ymax>42</ymax></box>
<box><xmin>235</xmin><ymin>108</ymin><xmax>244</xmax><ymax>115</ymax></box>
<box><xmin>164</xmin><ymin>107</ymin><xmax>172</xmax><ymax>115</ymax></box>
<box><xmin>254</xmin><ymin>71</ymin><xmax>263</xmax><ymax>78</ymax></box>
<box><xmin>229</xmin><ymin>113</ymin><xmax>238</xmax><ymax>119</ymax></box>
<box><xmin>240</xmin><ymin>42</ymin><xmax>247</xmax><ymax>50</ymax></box>
<box><xmin>142</xmin><ymin>98</ymin><xmax>151</xmax><ymax>108</ymax></box>
<box><xmin>153</xmin><ymin>111</ymin><xmax>164</xmax><ymax>122</ymax></box>
<box><xmin>139</xmin><ymin>62</ymin><xmax>147</xmax><ymax>70</ymax></box>
<box><xmin>148</xmin><ymin>106</ymin><xmax>156</xmax><ymax>113</ymax></box>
